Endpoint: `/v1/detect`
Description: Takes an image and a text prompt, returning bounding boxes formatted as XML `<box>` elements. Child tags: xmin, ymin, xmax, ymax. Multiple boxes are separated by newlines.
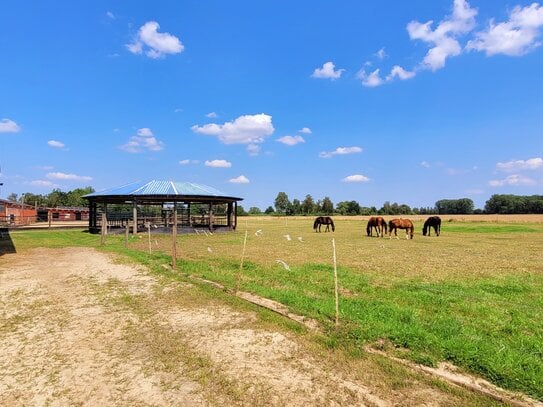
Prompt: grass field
<box><xmin>7</xmin><ymin>215</ymin><xmax>543</xmax><ymax>401</ymax></box>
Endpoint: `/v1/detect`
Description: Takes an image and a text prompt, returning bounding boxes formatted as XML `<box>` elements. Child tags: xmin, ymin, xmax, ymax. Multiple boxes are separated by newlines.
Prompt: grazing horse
<box><xmin>366</xmin><ymin>216</ymin><xmax>387</xmax><ymax>237</ymax></box>
<box><xmin>423</xmin><ymin>216</ymin><xmax>441</xmax><ymax>236</ymax></box>
<box><xmin>313</xmin><ymin>216</ymin><xmax>335</xmax><ymax>232</ymax></box>
<box><xmin>388</xmin><ymin>218</ymin><xmax>414</xmax><ymax>239</ymax></box>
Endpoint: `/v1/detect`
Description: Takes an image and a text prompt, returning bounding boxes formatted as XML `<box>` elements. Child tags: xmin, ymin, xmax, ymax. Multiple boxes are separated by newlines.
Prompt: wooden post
<box><xmin>332</xmin><ymin>238</ymin><xmax>339</xmax><ymax>326</ymax></box>
<box><xmin>125</xmin><ymin>224</ymin><xmax>129</xmax><ymax>248</ymax></box>
<box><xmin>132</xmin><ymin>200</ymin><xmax>138</xmax><ymax>235</ymax></box>
<box><xmin>172</xmin><ymin>203</ymin><xmax>177</xmax><ymax>270</ymax></box>
<box><xmin>48</xmin><ymin>210</ymin><xmax>52</xmax><ymax>228</ymax></box>
<box><xmin>101</xmin><ymin>203</ymin><xmax>107</xmax><ymax>245</ymax></box>
<box><xmin>236</xmin><ymin>230</ymin><xmax>248</xmax><ymax>292</ymax></box>
<box><xmin>147</xmin><ymin>222</ymin><xmax>151</xmax><ymax>254</ymax></box>
<box><xmin>208</xmin><ymin>203</ymin><xmax>213</xmax><ymax>232</ymax></box>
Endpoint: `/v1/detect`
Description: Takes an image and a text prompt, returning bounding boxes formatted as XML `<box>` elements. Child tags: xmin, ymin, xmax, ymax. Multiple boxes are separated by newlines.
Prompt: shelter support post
<box><xmin>132</xmin><ymin>200</ymin><xmax>138</xmax><ymax>235</ymax></box>
<box><xmin>172</xmin><ymin>202</ymin><xmax>177</xmax><ymax>270</ymax></box>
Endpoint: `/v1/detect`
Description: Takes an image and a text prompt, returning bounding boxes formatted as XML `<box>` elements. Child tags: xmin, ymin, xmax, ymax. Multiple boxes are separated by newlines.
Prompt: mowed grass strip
<box><xmin>9</xmin><ymin>217</ymin><xmax>543</xmax><ymax>400</ymax></box>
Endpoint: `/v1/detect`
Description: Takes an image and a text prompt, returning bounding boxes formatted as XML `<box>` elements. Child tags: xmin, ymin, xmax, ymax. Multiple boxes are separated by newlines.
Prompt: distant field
<box><xmin>8</xmin><ymin>215</ymin><xmax>543</xmax><ymax>400</ymax></box>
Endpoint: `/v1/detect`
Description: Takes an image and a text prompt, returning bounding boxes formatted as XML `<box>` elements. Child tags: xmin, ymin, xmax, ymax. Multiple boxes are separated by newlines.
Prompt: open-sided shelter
<box><xmin>83</xmin><ymin>180</ymin><xmax>243</xmax><ymax>234</ymax></box>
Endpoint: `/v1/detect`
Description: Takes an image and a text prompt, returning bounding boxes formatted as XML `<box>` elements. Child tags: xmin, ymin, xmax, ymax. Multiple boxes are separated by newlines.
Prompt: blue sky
<box><xmin>1</xmin><ymin>0</ymin><xmax>542</xmax><ymax>210</ymax></box>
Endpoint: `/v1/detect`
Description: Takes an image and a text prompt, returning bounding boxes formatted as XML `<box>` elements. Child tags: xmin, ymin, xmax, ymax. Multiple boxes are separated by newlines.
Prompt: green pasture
<box><xmin>6</xmin><ymin>217</ymin><xmax>543</xmax><ymax>400</ymax></box>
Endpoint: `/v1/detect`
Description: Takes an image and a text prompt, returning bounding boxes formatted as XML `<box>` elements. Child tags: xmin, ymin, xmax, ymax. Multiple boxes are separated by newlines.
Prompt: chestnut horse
<box><xmin>423</xmin><ymin>216</ymin><xmax>441</xmax><ymax>236</ymax></box>
<box><xmin>313</xmin><ymin>216</ymin><xmax>335</xmax><ymax>232</ymax></box>
<box><xmin>388</xmin><ymin>218</ymin><xmax>414</xmax><ymax>239</ymax></box>
<box><xmin>366</xmin><ymin>216</ymin><xmax>387</xmax><ymax>237</ymax></box>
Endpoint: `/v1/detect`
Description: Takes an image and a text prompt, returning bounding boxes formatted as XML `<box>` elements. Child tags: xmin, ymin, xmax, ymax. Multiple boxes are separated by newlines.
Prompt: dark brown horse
<box><xmin>388</xmin><ymin>218</ymin><xmax>414</xmax><ymax>239</ymax></box>
<box><xmin>423</xmin><ymin>216</ymin><xmax>441</xmax><ymax>236</ymax></box>
<box><xmin>313</xmin><ymin>216</ymin><xmax>335</xmax><ymax>232</ymax></box>
<box><xmin>366</xmin><ymin>216</ymin><xmax>387</xmax><ymax>237</ymax></box>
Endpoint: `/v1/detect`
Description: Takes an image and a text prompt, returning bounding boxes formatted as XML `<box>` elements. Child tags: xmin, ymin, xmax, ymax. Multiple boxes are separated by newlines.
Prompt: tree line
<box><xmin>6</xmin><ymin>187</ymin><xmax>95</xmax><ymax>208</ymax></box>
<box><xmin>237</xmin><ymin>193</ymin><xmax>543</xmax><ymax>216</ymax></box>
<box><xmin>7</xmin><ymin>187</ymin><xmax>543</xmax><ymax>215</ymax></box>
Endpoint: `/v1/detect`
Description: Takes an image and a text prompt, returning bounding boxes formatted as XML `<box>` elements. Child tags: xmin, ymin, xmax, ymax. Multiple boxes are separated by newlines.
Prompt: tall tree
<box><xmin>301</xmin><ymin>194</ymin><xmax>315</xmax><ymax>215</ymax></box>
<box><xmin>321</xmin><ymin>196</ymin><xmax>334</xmax><ymax>214</ymax></box>
<box><xmin>274</xmin><ymin>192</ymin><xmax>291</xmax><ymax>215</ymax></box>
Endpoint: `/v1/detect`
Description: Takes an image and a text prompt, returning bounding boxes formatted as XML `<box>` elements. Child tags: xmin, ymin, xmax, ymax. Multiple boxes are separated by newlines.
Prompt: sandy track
<box><xmin>1</xmin><ymin>247</ymin><xmax>495</xmax><ymax>406</ymax></box>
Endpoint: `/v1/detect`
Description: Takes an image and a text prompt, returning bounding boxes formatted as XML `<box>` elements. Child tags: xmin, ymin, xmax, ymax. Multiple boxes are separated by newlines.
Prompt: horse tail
<box><xmin>383</xmin><ymin>220</ymin><xmax>387</xmax><ymax>234</ymax></box>
<box><xmin>313</xmin><ymin>217</ymin><xmax>319</xmax><ymax>231</ymax></box>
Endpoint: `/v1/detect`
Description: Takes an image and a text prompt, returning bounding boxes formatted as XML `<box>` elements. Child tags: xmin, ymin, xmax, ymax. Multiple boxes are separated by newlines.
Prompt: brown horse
<box><xmin>313</xmin><ymin>216</ymin><xmax>335</xmax><ymax>232</ymax></box>
<box><xmin>366</xmin><ymin>216</ymin><xmax>387</xmax><ymax>237</ymax></box>
<box><xmin>423</xmin><ymin>216</ymin><xmax>441</xmax><ymax>236</ymax></box>
<box><xmin>388</xmin><ymin>218</ymin><xmax>414</xmax><ymax>239</ymax></box>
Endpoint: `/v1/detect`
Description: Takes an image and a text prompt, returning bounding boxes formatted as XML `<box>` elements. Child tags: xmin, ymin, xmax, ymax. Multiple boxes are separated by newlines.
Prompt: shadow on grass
<box><xmin>0</xmin><ymin>228</ymin><xmax>16</xmax><ymax>256</ymax></box>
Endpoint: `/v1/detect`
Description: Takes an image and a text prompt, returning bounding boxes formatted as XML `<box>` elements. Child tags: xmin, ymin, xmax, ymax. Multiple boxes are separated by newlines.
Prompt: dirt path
<box><xmin>0</xmin><ymin>247</ymin><xmax>497</xmax><ymax>406</ymax></box>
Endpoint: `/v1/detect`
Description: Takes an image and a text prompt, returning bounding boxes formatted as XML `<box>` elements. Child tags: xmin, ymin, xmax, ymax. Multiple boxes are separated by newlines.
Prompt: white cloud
<box><xmin>126</xmin><ymin>21</ymin><xmax>184</xmax><ymax>59</ymax></box>
<box><xmin>205</xmin><ymin>159</ymin><xmax>232</xmax><ymax>168</ymax></box>
<box><xmin>247</xmin><ymin>144</ymin><xmax>261</xmax><ymax>156</ymax></box>
<box><xmin>298</xmin><ymin>127</ymin><xmax>312</xmax><ymax>134</ymax></box>
<box><xmin>47</xmin><ymin>140</ymin><xmax>65</xmax><ymax>149</ymax></box>
<box><xmin>489</xmin><ymin>174</ymin><xmax>536</xmax><ymax>186</ymax></box>
<box><xmin>174</xmin><ymin>108</ymin><xmax>183</xmax><ymax>113</ymax></box>
<box><xmin>357</xmin><ymin>68</ymin><xmax>385</xmax><ymax>87</ymax></box>
<box><xmin>206</xmin><ymin>112</ymin><xmax>218</xmax><ymax>118</ymax></box>
<box><xmin>119</xmin><ymin>127</ymin><xmax>164</xmax><ymax>153</ymax></box>
<box><xmin>179</xmin><ymin>159</ymin><xmax>199</xmax><ymax>165</ymax></box>
<box><xmin>277</xmin><ymin>135</ymin><xmax>305</xmax><ymax>146</ymax></box>
<box><xmin>191</xmin><ymin>113</ymin><xmax>274</xmax><ymax>146</ymax></box>
<box><xmin>467</xmin><ymin>3</ymin><xmax>543</xmax><ymax>56</ymax></box>
<box><xmin>229</xmin><ymin>175</ymin><xmax>250</xmax><ymax>184</ymax></box>
<box><xmin>311</xmin><ymin>61</ymin><xmax>345</xmax><ymax>80</ymax></box>
<box><xmin>46</xmin><ymin>172</ymin><xmax>92</xmax><ymax>181</ymax></box>
<box><xmin>319</xmin><ymin>146</ymin><xmax>363</xmax><ymax>158</ymax></box>
<box><xmin>420</xmin><ymin>161</ymin><xmax>431</xmax><ymax>168</ymax></box>
<box><xmin>106</xmin><ymin>11</ymin><xmax>115</xmax><ymax>20</ymax></box>
<box><xmin>375</xmin><ymin>47</ymin><xmax>388</xmax><ymax>59</ymax></box>
<box><xmin>407</xmin><ymin>0</ymin><xmax>478</xmax><ymax>71</ymax></box>
<box><xmin>0</xmin><ymin>118</ymin><xmax>21</xmax><ymax>133</ymax></box>
<box><xmin>342</xmin><ymin>174</ymin><xmax>370</xmax><ymax>183</ymax></box>
<box><xmin>496</xmin><ymin>157</ymin><xmax>543</xmax><ymax>172</ymax></box>
<box><xmin>386</xmin><ymin>65</ymin><xmax>416</xmax><ymax>81</ymax></box>
<box><xmin>29</xmin><ymin>180</ymin><xmax>58</xmax><ymax>188</ymax></box>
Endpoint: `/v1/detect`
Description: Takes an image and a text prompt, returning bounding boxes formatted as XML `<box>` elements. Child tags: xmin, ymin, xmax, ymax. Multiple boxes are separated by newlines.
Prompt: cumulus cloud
<box><xmin>106</xmin><ymin>11</ymin><xmax>115</xmax><ymax>20</ymax></box>
<box><xmin>489</xmin><ymin>174</ymin><xmax>536</xmax><ymax>187</ymax></box>
<box><xmin>319</xmin><ymin>146</ymin><xmax>363</xmax><ymax>158</ymax></box>
<box><xmin>126</xmin><ymin>21</ymin><xmax>184</xmax><ymax>59</ymax></box>
<box><xmin>120</xmin><ymin>127</ymin><xmax>164</xmax><ymax>153</ymax></box>
<box><xmin>357</xmin><ymin>68</ymin><xmax>385</xmax><ymax>87</ymax></box>
<box><xmin>496</xmin><ymin>157</ymin><xmax>543</xmax><ymax>172</ymax></box>
<box><xmin>0</xmin><ymin>118</ymin><xmax>21</xmax><ymax>133</ymax></box>
<box><xmin>467</xmin><ymin>3</ymin><xmax>543</xmax><ymax>56</ymax></box>
<box><xmin>407</xmin><ymin>0</ymin><xmax>478</xmax><ymax>71</ymax></box>
<box><xmin>386</xmin><ymin>65</ymin><xmax>416</xmax><ymax>81</ymax></box>
<box><xmin>229</xmin><ymin>175</ymin><xmax>250</xmax><ymax>184</ymax></box>
<box><xmin>46</xmin><ymin>172</ymin><xmax>92</xmax><ymax>181</ymax></box>
<box><xmin>191</xmin><ymin>113</ymin><xmax>274</xmax><ymax>147</ymax></box>
<box><xmin>311</xmin><ymin>61</ymin><xmax>345</xmax><ymax>80</ymax></box>
<box><xmin>277</xmin><ymin>135</ymin><xmax>305</xmax><ymax>146</ymax></box>
<box><xmin>420</xmin><ymin>161</ymin><xmax>431</xmax><ymax>168</ymax></box>
<box><xmin>206</xmin><ymin>112</ymin><xmax>218</xmax><ymax>118</ymax></box>
<box><xmin>298</xmin><ymin>127</ymin><xmax>312</xmax><ymax>134</ymax></box>
<box><xmin>246</xmin><ymin>144</ymin><xmax>261</xmax><ymax>156</ymax></box>
<box><xmin>47</xmin><ymin>140</ymin><xmax>65</xmax><ymax>149</ymax></box>
<box><xmin>342</xmin><ymin>174</ymin><xmax>370</xmax><ymax>183</ymax></box>
<box><xmin>205</xmin><ymin>159</ymin><xmax>232</xmax><ymax>168</ymax></box>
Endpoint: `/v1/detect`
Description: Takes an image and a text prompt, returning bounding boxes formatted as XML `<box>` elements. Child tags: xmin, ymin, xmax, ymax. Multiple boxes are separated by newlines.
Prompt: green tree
<box><xmin>321</xmin><ymin>196</ymin><xmax>334</xmax><ymax>214</ymax></box>
<box><xmin>301</xmin><ymin>194</ymin><xmax>315</xmax><ymax>215</ymax></box>
<box><xmin>274</xmin><ymin>192</ymin><xmax>291</xmax><ymax>215</ymax></box>
<box><xmin>7</xmin><ymin>193</ymin><xmax>18</xmax><ymax>202</ymax></box>
<box><xmin>291</xmin><ymin>199</ymin><xmax>301</xmax><ymax>215</ymax></box>
<box><xmin>248</xmin><ymin>206</ymin><xmax>262</xmax><ymax>215</ymax></box>
<box><xmin>236</xmin><ymin>205</ymin><xmax>247</xmax><ymax>216</ymax></box>
<box><xmin>336</xmin><ymin>200</ymin><xmax>360</xmax><ymax>215</ymax></box>
<box><xmin>264</xmin><ymin>206</ymin><xmax>275</xmax><ymax>214</ymax></box>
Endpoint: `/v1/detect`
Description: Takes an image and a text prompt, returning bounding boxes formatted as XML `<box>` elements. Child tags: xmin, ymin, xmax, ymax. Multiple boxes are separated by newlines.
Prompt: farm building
<box><xmin>0</xmin><ymin>198</ymin><xmax>37</xmax><ymax>226</ymax></box>
<box><xmin>83</xmin><ymin>180</ymin><xmax>243</xmax><ymax>234</ymax></box>
<box><xmin>36</xmin><ymin>207</ymin><xmax>89</xmax><ymax>222</ymax></box>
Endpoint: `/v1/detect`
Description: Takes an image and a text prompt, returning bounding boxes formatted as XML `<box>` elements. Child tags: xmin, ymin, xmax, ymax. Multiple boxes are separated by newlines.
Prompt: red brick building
<box><xmin>0</xmin><ymin>198</ymin><xmax>37</xmax><ymax>226</ymax></box>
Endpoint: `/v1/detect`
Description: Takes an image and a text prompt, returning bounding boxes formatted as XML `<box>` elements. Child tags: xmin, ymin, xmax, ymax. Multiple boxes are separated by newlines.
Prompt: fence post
<box><xmin>236</xmin><ymin>230</ymin><xmax>248</xmax><ymax>292</ymax></box>
<box><xmin>172</xmin><ymin>204</ymin><xmax>177</xmax><ymax>270</ymax></box>
<box><xmin>332</xmin><ymin>238</ymin><xmax>339</xmax><ymax>326</ymax></box>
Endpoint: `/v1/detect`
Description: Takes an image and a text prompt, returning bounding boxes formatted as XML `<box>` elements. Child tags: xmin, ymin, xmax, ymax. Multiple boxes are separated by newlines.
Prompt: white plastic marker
<box><xmin>332</xmin><ymin>238</ymin><xmax>339</xmax><ymax>326</ymax></box>
<box><xmin>255</xmin><ymin>229</ymin><xmax>263</xmax><ymax>237</ymax></box>
<box><xmin>297</xmin><ymin>236</ymin><xmax>304</xmax><ymax>242</ymax></box>
<box><xmin>284</xmin><ymin>234</ymin><xmax>292</xmax><ymax>241</ymax></box>
<box><xmin>207</xmin><ymin>247</ymin><xmax>213</xmax><ymax>253</ymax></box>
<box><xmin>276</xmin><ymin>259</ymin><xmax>291</xmax><ymax>271</ymax></box>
